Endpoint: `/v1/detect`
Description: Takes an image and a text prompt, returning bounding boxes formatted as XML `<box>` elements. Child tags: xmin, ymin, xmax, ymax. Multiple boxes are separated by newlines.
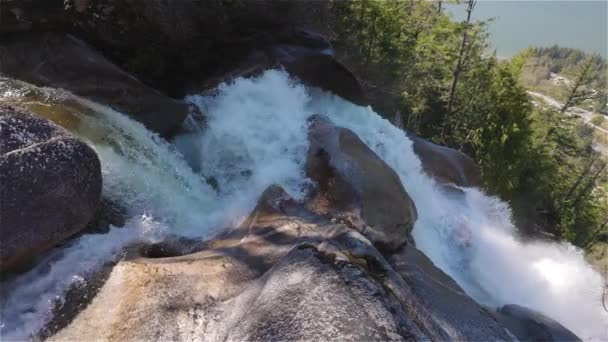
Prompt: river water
<box><xmin>446</xmin><ymin>0</ymin><xmax>607</xmax><ymax>58</ymax></box>
<box><xmin>1</xmin><ymin>70</ymin><xmax>606</xmax><ymax>340</ymax></box>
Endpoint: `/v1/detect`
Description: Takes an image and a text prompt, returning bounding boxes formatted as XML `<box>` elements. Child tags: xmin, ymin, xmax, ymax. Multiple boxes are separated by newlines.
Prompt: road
<box><xmin>527</xmin><ymin>91</ymin><xmax>608</xmax><ymax>134</ymax></box>
<box><xmin>527</xmin><ymin>91</ymin><xmax>608</xmax><ymax>155</ymax></box>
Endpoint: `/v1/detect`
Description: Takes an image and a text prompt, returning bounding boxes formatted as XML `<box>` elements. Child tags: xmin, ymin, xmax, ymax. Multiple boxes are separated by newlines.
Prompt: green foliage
<box><xmin>560</xmin><ymin>56</ymin><xmax>602</xmax><ymax>112</ymax></box>
<box><xmin>470</xmin><ymin>63</ymin><xmax>533</xmax><ymax>197</ymax></box>
<box><xmin>524</xmin><ymin>107</ymin><xmax>607</xmax><ymax>244</ymax></box>
<box><xmin>591</xmin><ymin>114</ymin><xmax>606</xmax><ymax>126</ymax></box>
<box><xmin>533</xmin><ymin>45</ymin><xmax>606</xmax><ymax>79</ymax></box>
<box><xmin>330</xmin><ymin>0</ymin><xmax>457</xmax><ymax>117</ymax></box>
<box><xmin>329</xmin><ymin>0</ymin><xmax>607</xmax><ymax>249</ymax></box>
<box><xmin>519</xmin><ymin>46</ymin><xmax>607</xmax><ymax>111</ymax></box>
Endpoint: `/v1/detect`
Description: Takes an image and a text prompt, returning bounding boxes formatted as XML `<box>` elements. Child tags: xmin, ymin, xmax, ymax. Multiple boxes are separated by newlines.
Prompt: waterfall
<box><xmin>1</xmin><ymin>70</ymin><xmax>605</xmax><ymax>340</ymax></box>
<box><xmin>306</xmin><ymin>88</ymin><xmax>608</xmax><ymax>341</ymax></box>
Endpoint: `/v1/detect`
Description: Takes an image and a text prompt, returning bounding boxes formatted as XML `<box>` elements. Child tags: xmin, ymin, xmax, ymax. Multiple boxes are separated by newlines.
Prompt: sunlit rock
<box><xmin>0</xmin><ymin>78</ymin><xmax>84</xmax><ymax>132</ymax></box>
<box><xmin>50</xmin><ymin>186</ymin><xmax>416</xmax><ymax>341</ymax></box>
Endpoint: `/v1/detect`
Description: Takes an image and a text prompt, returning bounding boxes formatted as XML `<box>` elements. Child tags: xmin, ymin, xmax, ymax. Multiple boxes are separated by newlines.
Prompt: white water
<box><xmin>307</xmin><ymin>85</ymin><xmax>608</xmax><ymax>341</ymax></box>
<box><xmin>1</xmin><ymin>70</ymin><xmax>606</xmax><ymax>340</ymax></box>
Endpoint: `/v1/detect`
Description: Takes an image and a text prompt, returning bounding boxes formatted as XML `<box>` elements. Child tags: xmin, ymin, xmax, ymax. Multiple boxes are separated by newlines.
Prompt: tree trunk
<box><xmin>560</xmin><ymin>57</ymin><xmax>594</xmax><ymax>113</ymax></box>
<box><xmin>364</xmin><ymin>14</ymin><xmax>378</xmax><ymax>72</ymax></box>
<box><xmin>443</xmin><ymin>0</ymin><xmax>476</xmax><ymax>138</ymax></box>
<box><xmin>569</xmin><ymin>162</ymin><xmax>606</xmax><ymax>210</ymax></box>
<box><xmin>558</xmin><ymin>157</ymin><xmax>596</xmax><ymax>211</ymax></box>
<box><xmin>582</xmin><ymin>221</ymin><xmax>608</xmax><ymax>250</ymax></box>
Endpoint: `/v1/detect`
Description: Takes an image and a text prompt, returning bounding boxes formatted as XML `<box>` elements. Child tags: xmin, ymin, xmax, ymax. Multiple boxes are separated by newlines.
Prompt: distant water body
<box><xmin>446</xmin><ymin>1</ymin><xmax>607</xmax><ymax>58</ymax></box>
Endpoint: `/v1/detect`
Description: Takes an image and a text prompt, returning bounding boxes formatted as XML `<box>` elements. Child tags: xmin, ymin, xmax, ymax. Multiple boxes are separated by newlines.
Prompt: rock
<box><xmin>83</xmin><ymin>198</ymin><xmax>127</xmax><ymax>234</ymax></box>
<box><xmin>0</xmin><ymin>32</ymin><xmax>188</xmax><ymax>137</ymax></box>
<box><xmin>493</xmin><ymin>304</ymin><xmax>582</xmax><ymax>342</ymax></box>
<box><xmin>0</xmin><ymin>78</ymin><xmax>87</xmax><ymax>133</ymax></box>
<box><xmin>388</xmin><ymin>245</ymin><xmax>514</xmax><ymax>341</ymax></box>
<box><xmin>271</xmin><ymin>28</ymin><xmax>335</xmax><ymax>60</ymax></box>
<box><xmin>189</xmin><ymin>50</ymin><xmax>276</xmax><ymax>94</ymax></box>
<box><xmin>0</xmin><ymin>0</ymin><xmax>67</xmax><ymax>34</ymax></box>
<box><xmin>410</xmin><ymin>134</ymin><xmax>482</xmax><ymax>187</ymax></box>
<box><xmin>305</xmin><ymin>115</ymin><xmax>417</xmax><ymax>253</ymax></box>
<box><xmin>64</xmin><ymin>0</ymin><xmax>331</xmax><ymax>95</ymax></box>
<box><xmin>2</xmin><ymin>3</ymin><xmax>362</xmax><ymax>107</ymax></box>
<box><xmin>52</xmin><ymin>185</ymin><xmax>518</xmax><ymax>341</ymax></box>
<box><xmin>284</xmin><ymin>54</ymin><xmax>368</xmax><ymax>106</ymax></box>
<box><xmin>52</xmin><ymin>244</ymin><xmax>409</xmax><ymax>341</ymax></box>
<box><xmin>265</xmin><ymin>28</ymin><xmax>366</xmax><ymax>107</ymax></box>
<box><xmin>50</xmin><ymin>186</ymin><xmax>418</xmax><ymax>341</ymax></box>
<box><xmin>189</xmin><ymin>28</ymin><xmax>367</xmax><ymax>107</ymax></box>
<box><xmin>0</xmin><ymin>105</ymin><xmax>101</xmax><ymax>272</ymax></box>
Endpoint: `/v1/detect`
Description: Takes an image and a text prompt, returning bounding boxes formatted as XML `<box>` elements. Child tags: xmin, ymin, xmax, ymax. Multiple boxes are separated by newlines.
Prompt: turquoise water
<box><xmin>446</xmin><ymin>1</ymin><xmax>607</xmax><ymax>58</ymax></box>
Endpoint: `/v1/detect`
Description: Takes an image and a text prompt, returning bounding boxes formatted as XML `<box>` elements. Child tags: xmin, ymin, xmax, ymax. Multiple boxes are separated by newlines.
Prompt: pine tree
<box><xmin>560</xmin><ymin>56</ymin><xmax>598</xmax><ymax>113</ymax></box>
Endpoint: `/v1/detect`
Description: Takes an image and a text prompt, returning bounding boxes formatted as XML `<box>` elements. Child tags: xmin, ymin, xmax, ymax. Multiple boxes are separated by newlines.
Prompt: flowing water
<box><xmin>1</xmin><ymin>70</ymin><xmax>606</xmax><ymax>340</ymax></box>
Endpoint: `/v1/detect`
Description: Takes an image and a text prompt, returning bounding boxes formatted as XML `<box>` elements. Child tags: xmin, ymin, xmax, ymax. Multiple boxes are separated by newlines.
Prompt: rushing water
<box><xmin>1</xmin><ymin>70</ymin><xmax>606</xmax><ymax>340</ymax></box>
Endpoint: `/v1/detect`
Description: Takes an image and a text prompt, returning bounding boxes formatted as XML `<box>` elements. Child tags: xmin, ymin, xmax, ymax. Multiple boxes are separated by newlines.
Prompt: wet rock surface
<box><xmin>306</xmin><ymin>115</ymin><xmax>418</xmax><ymax>253</ymax></box>
<box><xmin>410</xmin><ymin>134</ymin><xmax>482</xmax><ymax>187</ymax></box>
<box><xmin>188</xmin><ymin>28</ymin><xmax>367</xmax><ymax>107</ymax></box>
<box><xmin>50</xmin><ymin>186</ymin><xmax>410</xmax><ymax>341</ymax></box>
<box><xmin>284</xmin><ymin>54</ymin><xmax>368</xmax><ymax>106</ymax></box>
<box><xmin>0</xmin><ymin>105</ymin><xmax>101</xmax><ymax>272</ymax></box>
<box><xmin>389</xmin><ymin>245</ymin><xmax>514</xmax><ymax>341</ymax></box>
<box><xmin>493</xmin><ymin>304</ymin><xmax>582</xmax><ymax>342</ymax></box>
<box><xmin>51</xmin><ymin>185</ymin><xmax>518</xmax><ymax>341</ymax></box>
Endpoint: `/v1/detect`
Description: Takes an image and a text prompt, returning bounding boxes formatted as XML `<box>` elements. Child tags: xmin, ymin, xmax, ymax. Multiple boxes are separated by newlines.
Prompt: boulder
<box><xmin>305</xmin><ymin>115</ymin><xmax>417</xmax><ymax>253</ymax></box>
<box><xmin>0</xmin><ymin>0</ymin><xmax>67</xmax><ymax>34</ymax></box>
<box><xmin>493</xmin><ymin>304</ymin><xmax>582</xmax><ymax>342</ymax></box>
<box><xmin>388</xmin><ymin>245</ymin><xmax>514</xmax><ymax>341</ymax></box>
<box><xmin>51</xmin><ymin>185</ymin><xmax>519</xmax><ymax>341</ymax></box>
<box><xmin>83</xmin><ymin>198</ymin><xmax>128</xmax><ymax>235</ymax></box>
<box><xmin>409</xmin><ymin>134</ymin><xmax>482</xmax><ymax>187</ymax></box>
<box><xmin>2</xmin><ymin>3</ymin><xmax>363</xmax><ymax>107</ymax></box>
<box><xmin>50</xmin><ymin>186</ymin><xmax>419</xmax><ymax>341</ymax></box>
<box><xmin>0</xmin><ymin>78</ymin><xmax>87</xmax><ymax>133</ymax></box>
<box><xmin>284</xmin><ymin>54</ymin><xmax>368</xmax><ymax>106</ymax></box>
<box><xmin>63</xmin><ymin>0</ymin><xmax>331</xmax><ymax>94</ymax></box>
<box><xmin>267</xmin><ymin>29</ymin><xmax>367</xmax><ymax>106</ymax></box>
<box><xmin>0</xmin><ymin>32</ymin><xmax>188</xmax><ymax>137</ymax></box>
<box><xmin>188</xmin><ymin>28</ymin><xmax>367</xmax><ymax>107</ymax></box>
<box><xmin>0</xmin><ymin>105</ymin><xmax>101</xmax><ymax>272</ymax></box>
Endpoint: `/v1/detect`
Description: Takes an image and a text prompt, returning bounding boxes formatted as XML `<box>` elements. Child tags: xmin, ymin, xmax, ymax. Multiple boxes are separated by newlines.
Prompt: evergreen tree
<box><xmin>329</xmin><ymin>0</ymin><xmax>607</xmax><ymax>248</ymax></box>
<box><xmin>560</xmin><ymin>56</ymin><xmax>600</xmax><ymax>112</ymax></box>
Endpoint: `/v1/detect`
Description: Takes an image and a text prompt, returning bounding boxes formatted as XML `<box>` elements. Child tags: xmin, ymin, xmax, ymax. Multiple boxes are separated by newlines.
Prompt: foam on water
<box><xmin>1</xmin><ymin>70</ymin><xmax>606</xmax><ymax>340</ymax></box>
<box><xmin>0</xmin><ymin>71</ymin><xmax>312</xmax><ymax>339</ymax></box>
<box><xmin>0</xmin><ymin>95</ymin><xmax>220</xmax><ymax>339</ymax></box>
<box><xmin>307</xmin><ymin>86</ymin><xmax>608</xmax><ymax>341</ymax></box>
<box><xmin>184</xmin><ymin>71</ymin><xmax>312</xmax><ymax>207</ymax></box>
